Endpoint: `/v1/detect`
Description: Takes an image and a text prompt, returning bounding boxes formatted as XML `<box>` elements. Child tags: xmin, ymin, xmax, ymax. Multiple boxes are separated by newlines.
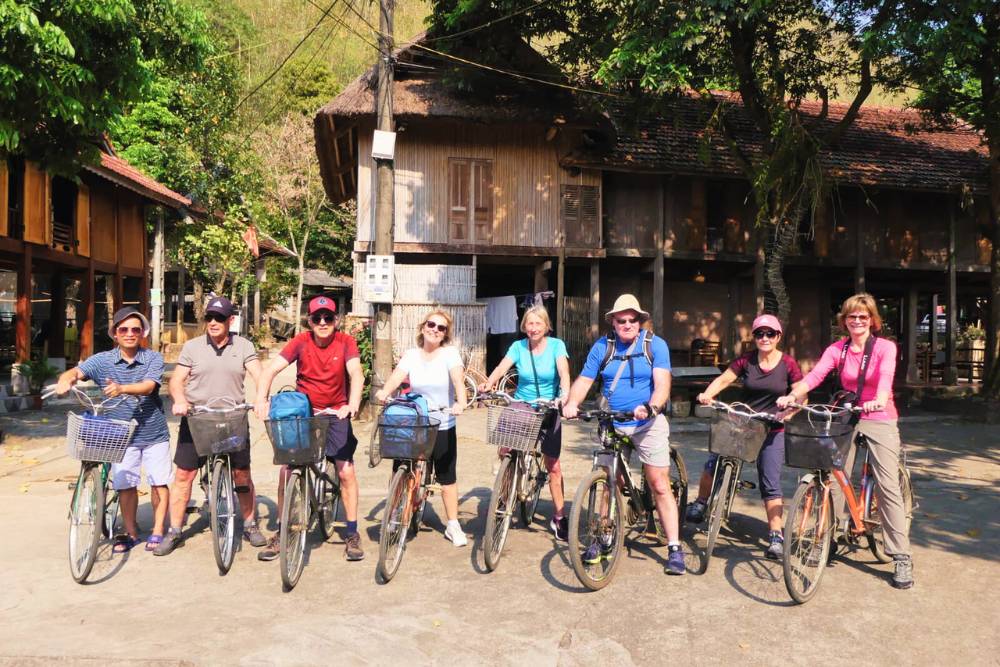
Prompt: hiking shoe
<box><xmin>153</xmin><ymin>529</ymin><xmax>183</xmax><ymax>557</ymax></box>
<box><xmin>765</xmin><ymin>531</ymin><xmax>784</xmax><ymax>561</ymax></box>
<box><xmin>243</xmin><ymin>521</ymin><xmax>267</xmax><ymax>548</ymax></box>
<box><xmin>444</xmin><ymin>523</ymin><xmax>468</xmax><ymax>547</ymax></box>
<box><xmin>257</xmin><ymin>534</ymin><xmax>280</xmax><ymax>562</ymax></box>
<box><xmin>344</xmin><ymin>532</ymin><xmax>365</xmax><ymax>561</ymax></box>
<box><xmin>665</xmin><ymin>548</ymin><xmax>686</xmax><ymax>575</ymax></box>
<box><xmin>892</xmin><ymin>556</ymin><xmax>914</xmax><ymax>590</ymax></box>
<box><xmin>550</xmin><ymin>516</ymin><xmax>569</xmax><ymax>542</ymax></box>
<box><xmin>686</xmin><ymin>499</ymin><xmax>707</xmax><ymax>524</ymax></box>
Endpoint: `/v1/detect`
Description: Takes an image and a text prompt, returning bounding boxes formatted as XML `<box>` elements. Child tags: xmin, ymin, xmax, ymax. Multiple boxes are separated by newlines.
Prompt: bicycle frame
<box><xmin>707</xmin><ymin>456</ymin><xmax>745</xmax><ymax>520</ymax></box>
<box><xmin>590</xmin><ymin>419</ymin><xmax>654</xmax><ymax>530</ymax></box>
<box><xmin>799</xmin><ymin>438</ymin><xmax>878</xmax><ymax>542</ymax></box>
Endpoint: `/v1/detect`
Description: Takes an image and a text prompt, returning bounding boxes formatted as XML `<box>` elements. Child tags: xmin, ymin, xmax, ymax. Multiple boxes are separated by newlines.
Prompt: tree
<box><xmin>429</xmin><ymin>0</ymin><xmax>899</xmax><ymax>323</ymax></box>
<box><xmin>0</xmin><ymin>0</ymin><xmax>149</xmax><ymax>173</ymax></box>
<box><xmin>890</xmin><ymin>1</ymin><xmax>1000</xmax><ymax>395</ymax></box>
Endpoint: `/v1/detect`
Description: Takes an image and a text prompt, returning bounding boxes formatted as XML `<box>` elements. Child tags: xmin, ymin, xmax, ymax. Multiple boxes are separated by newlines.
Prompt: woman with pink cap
<box><xmin>690</xmin><ymin>313</ymin><xmax>803</xmax><ymax>560</ymax></box>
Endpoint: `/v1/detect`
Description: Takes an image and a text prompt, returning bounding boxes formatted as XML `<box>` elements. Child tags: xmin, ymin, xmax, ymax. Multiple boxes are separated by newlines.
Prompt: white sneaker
<box><xmin>444</xmin><ymin>523</ymin><xmax>468</xmax><ymax>547</ymax></box>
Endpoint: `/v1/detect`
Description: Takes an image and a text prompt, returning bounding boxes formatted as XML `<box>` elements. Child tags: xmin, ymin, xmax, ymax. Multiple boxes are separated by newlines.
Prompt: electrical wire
<box><xmin>422</xmin><ymin>0</ymin><xmax>557</xmax><ymax>43</ymax></box>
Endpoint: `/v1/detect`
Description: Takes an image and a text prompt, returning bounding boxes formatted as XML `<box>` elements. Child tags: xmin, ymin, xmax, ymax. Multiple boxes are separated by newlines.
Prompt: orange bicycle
<box><xmin>781</xmin><ymin>402</ymin><xmax>914</xmax><ymax>604</ymax></box>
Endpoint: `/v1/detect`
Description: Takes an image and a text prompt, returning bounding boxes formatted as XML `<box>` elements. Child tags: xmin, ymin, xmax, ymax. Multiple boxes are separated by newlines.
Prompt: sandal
<box><xmin>145</xmin><ymin>534</ymin><xmax>164</xmax><ymax>552</ymax></box>
<box><xmin>113</xmin><ymin>534</ymin><xmax>139</xmax><ymax>554</ymax></box>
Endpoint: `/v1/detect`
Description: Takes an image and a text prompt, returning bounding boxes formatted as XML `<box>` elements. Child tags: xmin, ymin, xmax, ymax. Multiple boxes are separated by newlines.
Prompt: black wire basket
<box><xmin>375</xmin><ymin>413</ymin><xmax>441</xmax><ymax>461</ymax></box>
<box><xmin>265</xmin><ymin>415</ymin><xmax>332</xmax><ymax>466</ymax></box>
<box><xmin>709</xmin><ymin>410</ymin><xmax>769</xmax><ymax>462</ymax></box>
<box><xmin>784</xmin><ymin>412</ymin><xmax>855</xmax><ymax>470</ymax></box>
<box><xmin>188</xmin><ymin>410</ymin><xmax>250</xmax><ymax>457</ymax></box>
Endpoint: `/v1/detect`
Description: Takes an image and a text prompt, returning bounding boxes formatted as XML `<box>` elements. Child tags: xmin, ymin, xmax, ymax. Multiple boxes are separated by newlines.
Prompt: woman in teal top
<box><xmin>482</xmin><ymin>305</ymin><xmax>571</xmax><ymax>540</ymax></box>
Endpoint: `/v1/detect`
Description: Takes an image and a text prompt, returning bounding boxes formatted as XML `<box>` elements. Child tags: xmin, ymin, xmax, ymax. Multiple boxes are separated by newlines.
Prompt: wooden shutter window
<box><xmin>472</xmin><ymin>161</ymin><xmax>492</xmax><ymax>244</ymax></box>
<box><xmin>22</xmin><ymin>161</ymin><xmax>51</xmax><ymax>245</ymax></box>
<box><xmin>76</xmin><ymin>183</ymin><xmax>91</xmax><ymax>257</ymax></box>
<box><xmin>562</xmin><ymin>184</ymin><xmax>600</xmax><ymax>247</ymax></box>
<box><xmin>449</xmin><ymin>159</ymin><xmax>469</xmax><ymax>241</ymax></box>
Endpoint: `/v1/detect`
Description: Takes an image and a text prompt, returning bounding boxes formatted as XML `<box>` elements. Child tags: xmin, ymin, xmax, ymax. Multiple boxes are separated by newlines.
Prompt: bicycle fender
<box><xmin>796</xmin><ymin>472</ymin><xmax>817</xmax><ymax>485</ymax></box>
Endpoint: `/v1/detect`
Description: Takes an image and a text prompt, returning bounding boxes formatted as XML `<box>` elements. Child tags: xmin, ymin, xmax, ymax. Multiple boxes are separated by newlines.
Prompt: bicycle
<box><xmin>369</xmin><ymin>397</ymin><xmax>442</xmax><ymax>583</ymax></box>
<box><xmin>698</xmin><ymin>400</ymin><xmax>781</xmax><ymax>574</ymax></box>
<box><xmin>567</xmin><ymin>409</ymin><xmax>689</xmax><ymax>591</ymax></box>
<box><xmin>184</xmin><ymin>398</ymin><xmax>253</xmax><ymax>575</ymax></box>
<box><xmin>43</xmin><ymin>385</ymin><xmax>136</xmax><ymax>584</ymax></box>
<box><xmin>480</xmin><ymin>391</ymin><xmax>558</xmax><ymax>571</ymax></box>
<box><xmin>263</xmin><ymin>409</ymin><xmax>344</xmax><ymax>591</ymax></box>
<box><xmin>781</xmin><ymin>402</ymin><xmax>916</xmax><ymax>604</ymax></box>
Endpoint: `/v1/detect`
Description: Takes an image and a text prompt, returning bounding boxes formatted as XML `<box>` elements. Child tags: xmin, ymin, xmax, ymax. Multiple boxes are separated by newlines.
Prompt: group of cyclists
<box><xmin>50</xmin><ymin>288</ymin><xmax>914</xmax><ymax>590</ymax></box>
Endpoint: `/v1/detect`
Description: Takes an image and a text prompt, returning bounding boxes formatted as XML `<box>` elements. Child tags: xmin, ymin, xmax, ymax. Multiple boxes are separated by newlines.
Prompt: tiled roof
<box><xmin>565</xmin><ymin>93</ymin><xmax>990</xmax><ymax>193</ymax></box>
<box><xmin>84</xmin><ymin>152</ymin><xmax>192</xmax><ymax>209</ymax></box>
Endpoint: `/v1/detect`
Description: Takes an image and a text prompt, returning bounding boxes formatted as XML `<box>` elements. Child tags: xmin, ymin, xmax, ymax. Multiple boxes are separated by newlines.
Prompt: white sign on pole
<box><xmin>371</xmin><ymin>130</ymin><xmax>396</xmax><ymax>160</ymax></box>
<box><xmin>365</xmin><ymin>255</ymin><xmax>394</xmax><ymax>303</ymax></box>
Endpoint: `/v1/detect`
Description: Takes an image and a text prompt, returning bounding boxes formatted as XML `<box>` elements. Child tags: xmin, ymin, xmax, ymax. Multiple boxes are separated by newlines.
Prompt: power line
<box><xmin>423</xmin><ymin>0</ymin><xmax>557</xmax><ymax>43</ymax></box>
<box><xmin>207</xmin><ymin>17</ymin><xmax>341</xmax><ymax>63</ymax></box>
<box><xmin>303</xmin><ymin>0</ymin><xmax>380</xmax><ymax>50</ymax></box>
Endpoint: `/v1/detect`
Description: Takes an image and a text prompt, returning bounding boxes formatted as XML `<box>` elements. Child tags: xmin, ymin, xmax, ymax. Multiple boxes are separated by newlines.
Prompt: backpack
<box><xmin>597</xmin><ymin>331</ymin><xmax>654</xmax><ymax>375</ymax></box>
<box><xmin>268</xmin><ymin>390</ymin><xmax>312</xmax><ymax>451</ymax></box>
<box><xmin>379</xmin><ymin>393</ymin><xmax>432</xmax><ymax>459</ymax></box>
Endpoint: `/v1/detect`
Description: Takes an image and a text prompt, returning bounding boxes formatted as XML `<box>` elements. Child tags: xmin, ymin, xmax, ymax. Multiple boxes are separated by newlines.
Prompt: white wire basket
<box><xmin>66</xmin><ymin>412</ymin><xmax>138</xmax><ymax>463</ymax></box>
<box><xmin>486</xmin><ymin>403</ymin><xmax>547</xmax><ymax>452</ymax></box>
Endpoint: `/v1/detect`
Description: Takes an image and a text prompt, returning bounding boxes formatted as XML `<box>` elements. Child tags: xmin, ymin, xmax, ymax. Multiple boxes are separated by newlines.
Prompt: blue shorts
<box><xmin>324</xmin><ymin>416</ymin><xmax>358</xmax><ymax>463</ymax></box>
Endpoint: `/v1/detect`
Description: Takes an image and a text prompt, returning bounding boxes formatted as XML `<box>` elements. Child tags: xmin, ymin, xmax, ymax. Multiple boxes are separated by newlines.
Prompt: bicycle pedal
<box><xmin>738</xmin><ymin>481</ymin><xmax>757</xmax><ymax>491</ymax></box>
<box><xmin>184</xmin><ymin>506</ymin><xmax>199</xmax><ymax>515</ymax></box>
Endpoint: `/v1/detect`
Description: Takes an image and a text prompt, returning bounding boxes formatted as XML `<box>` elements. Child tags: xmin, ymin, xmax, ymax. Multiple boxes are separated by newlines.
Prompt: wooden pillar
<box><xmin>589</xmin><ymin>260</ymin><xmax>600</xmax><ymax>342</ymax></box>
<box><xmin>652</xmin><ymin>180</ymin><xmax>665</xmax><ymax>334</ymax></box>
<box><xmin>253</xmin><ymin>258</ymin><xmax>264</xmax><ymax>328</ymax></box>
<box><xmin>241</xmin><ymin>286</ymin><xmax>249</xmax><ymax>336</ymax></box>
<box><xmin>49</xmin><ymin>270</ymin><xmax>66</xmax><ymax>358</ymax></box>
<box><xmin>533</xmin><ymin>260</ymin><xmax>549</xmax><ymax>292</ymax></box>
<box><xmin>555</xmin><ymin>249</ymin><xmax>566</xmax><ymax>338</ymax></box>
<box><xmin>176</xmin><ymin>263</ymin><xmax>186</xmax><ymax>341</ymax></box>
<box><xmin>752</xmin><ymin>225</ymin><xmax>765</xmax><ymax>313</ymax></box>
<box><xmin>819</xmin><ymin>281</ymin><xmax>832</xmax><ymax>351</ymax></box>
<box><xmin>15</xmin><ymin>244</ymin><xmax>31</xmax><ymax>362</ymax></box>
<box><xmin>905</xmin><ymin>285</ymin><xmax>920</xmax><ymax>383</ymax></box>
<box><xmin>150</xmin><ymin>207</ymin><xmax>164</xmax><ymax>350</ymax></box>
<box><xmin>930</xmin><ymin>292</ymin><xmax>939</xmax><ymax>354</ymax></box>
<box><xmin>944</xmin><ymin>204</ymin><xmax>959</xmax><ymax>384</ymax></box>
<box><xmin>80</xmin><ymin>259</ymin><xmax>95</xmax><ymax>359</ymax></box>
<box><xmin>854</xmin><ymin>217</ymin><xmax>866</xmax><ymax>293</ymax></box>
<box><xmin>725</xmin><ymin>277</ymin><xmax>739</xmax><ymax>360</ymax></box>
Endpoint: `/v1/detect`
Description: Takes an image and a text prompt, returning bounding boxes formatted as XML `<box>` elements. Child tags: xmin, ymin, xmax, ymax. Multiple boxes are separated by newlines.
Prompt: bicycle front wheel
<box><xmin>670</xmin><ymin>448</ymin><xmax>689</xmax><ymax>529</ymax></box>
<box><xmin>485</xmin><ymin>455</ymin><xmax>518</xmax><ymax>572</ymax></box>
<box><xmin>279</xmin><ymin>469</ymin><xmax>308</xmax><ymax>590</ymax></box>
<box><xmin>867</xmin><ymin>466</ymin><xmax>914</xmax><ymax>563</ymax></box>
<box><xmin>378</xmin><ymin>467</ymin><xmax>412</xmax><ymax>582</ymax></box>
<box><xmin>783</xmin><ymin>477</ymin><xmax>834</xmax><ymax>604</ymax></box>
<box><xmin>702</xmin><ymin>461</ymin><xmax>733</xmax><ymax>574</ymax></box>
<box><xmin>518</xmin><ymin>453</ymin><xmax>545</xmax><ymax>527</ymax></box>
<box><xmin>568</xmin><ymin>468</ymin><xmax>625</xmax><ymax>591</ymax></box>
<box><xmin>210</xmin><ymin>457</ymin><xmax>238</xmax><ymax>575</ymax></box>
<box><xmin>68</xmin><ymin>465</ymin><xmax>104</xmax><ymax>584</ymax></box>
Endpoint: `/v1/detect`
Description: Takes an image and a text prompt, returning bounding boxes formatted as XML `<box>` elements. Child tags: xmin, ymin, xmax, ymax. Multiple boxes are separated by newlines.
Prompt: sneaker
<box><xmin>892</xmin><ymin>556</ymin><xmax>914</xmax><ymax>590</ymax></box>
<box><xmin>686</xmin><ymin>499</ymin><xmax>707</xmax><ymax>524</ymax></box>
<box><xmin>344</xmin><ymin>532</ymin><xmax>365</xmax><ymax>561</ymax></box>
<box><xmin>582</xmin><ymin>536</ymin><xmax>614</xmax><ymax>564</ymax></box>
<box><xmin>444</xmin><ymin>523</ymin><xmax>468</xmax><ymax>547</ymax></box>
<box><xmin>765</xmin><ymin>531</ymin><xmax>784</xmax><ymax>561</ymax></box>
<box><xmin>257</xmin><ymin>534</ymin><xmax>280</xmax><ymax>562</ymax></box>
<box><xmin>550</xmin><ymin>516</ymin><xmax>569</xmax><ymax>542</ymax></box>
<box><xmin>665</xmin><ymin>548</ymin><xmax>686</xmax><ymax>575</ymax></box>
<box><xmin>243</xmin><ymin>521</ymin><xmax>267</xmax><ymax>548</ymax></box>
<box><xmin>152</xmin><ymin>529</ymin><xmax>183</xmax><ymax>557</ymax></box>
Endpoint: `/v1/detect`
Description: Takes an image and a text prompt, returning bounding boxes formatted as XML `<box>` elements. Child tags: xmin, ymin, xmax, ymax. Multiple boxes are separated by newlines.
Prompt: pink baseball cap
<box><xmin>308</xmin><ymin>296</ymin><xmax>337</xmax><ymax>315</ymax></box>
<box><xmin>751</xmin><ymin>314</ymin><xmax>783</xmax><ymax>334</ymax></box>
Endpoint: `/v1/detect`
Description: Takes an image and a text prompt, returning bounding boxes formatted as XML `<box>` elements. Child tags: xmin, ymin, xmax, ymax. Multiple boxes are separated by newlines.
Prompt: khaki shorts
<box><xmin>616</xmin><ymin>414</ymin><xmax>672</xmax><ymax>468</ymax></box>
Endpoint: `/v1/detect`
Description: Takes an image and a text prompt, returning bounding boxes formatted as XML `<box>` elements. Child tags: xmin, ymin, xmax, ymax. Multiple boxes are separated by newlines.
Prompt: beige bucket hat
<box><xmin>605</xmin><ymin>294</ymin><xmax>650</xmax><ymax>323</ymax></box>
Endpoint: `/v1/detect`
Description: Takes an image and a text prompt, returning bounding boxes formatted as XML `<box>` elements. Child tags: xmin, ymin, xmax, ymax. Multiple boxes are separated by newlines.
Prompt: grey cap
<box><xmin>110</xmin><ymin>306</ymin><xmax>151</xmax><ymax>338</ymax></box>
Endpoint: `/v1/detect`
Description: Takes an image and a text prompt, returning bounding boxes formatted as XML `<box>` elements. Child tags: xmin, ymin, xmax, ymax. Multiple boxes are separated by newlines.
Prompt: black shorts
<box><xmin>538</xmin><ymin>410</ymin><xmax>562</xmax><ymax>459</ymax></box>
<box><xmin>324</xmin><ymin>416</ymin><xmax>358</xmax><ymax>463</ymax></box>
<box><xmin>174</xmin><ymin>416</ymin><xmax>251</xmax><ymax>471</ymax></box>
<box><xmin>393</xmin><ymin>426</ymin><xmax>457</xmax><ymax>485</ymax></box>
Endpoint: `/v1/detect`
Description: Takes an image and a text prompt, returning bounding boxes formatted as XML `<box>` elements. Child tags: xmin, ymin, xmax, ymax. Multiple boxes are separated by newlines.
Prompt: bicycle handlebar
<box><xmin>479</xmin><ymin>391</ymin><xmax>560</xmax><ymax>410</ymax></box>
<box><xmin>786</xmin><ymin>401</ymin><xmax>861</xmax><ymax>417</ymax></box>
<box><xmin>577</xmin><ymin>409</ymin><xmax>635</xmax><ymax>422</ymax></box>
<box><xmin>190</xmin><ymin>402</ymin><xmax>253</xmax><ymax>414</ymax></box>
<box><xmin>42</xmin><ymin>384</ymin><xmax>135</xmax><ymax>414</ymax></box>
<box><xmin>708</xmin><ymin>400</ymin><xmax>783</xmax><ymax>423</ymax></box>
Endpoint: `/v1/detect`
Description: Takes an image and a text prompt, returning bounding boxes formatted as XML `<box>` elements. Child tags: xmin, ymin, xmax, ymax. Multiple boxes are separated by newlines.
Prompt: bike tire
<box><xmin>210</xmin><ymin>457</ymin><xmax>238</xmax><ymax>575</ymax></box>
<box><xmin>409</xmin><ymin>465</ymin><xmax>430</xmax><ymax>536</ymax></box>
<box><xmin>484</xmin><ymin>455</ymin><xmax>518</xmax><ymax>572</ymax></box>
<box><xmin>783</xmin><ymin>477</ymin><xmax>834</xmax><ymax>604</ymax></box>
<box><xmin>279</xmin><ymin>469</ymin><xmax>308</xmax><ymax>590</ymax></box>
<box><xmin>318</xmin><ymin>476</ymin><xmax>342</xmax><ymax>542</ymax></box>
<box><xmin>377</xmin><ymin>467</ymin><xmax>411</xmax><ymax>582</ymax></box>
<box><xmin>567</xmin><ymin>468</ymin><xmax>625</xmax><ymax>591</ymax></box>
<box><xmin>867</xmin><ymin>466</ymin><xmax>914</xmax><ymax>563</ymax></box>
<box><xmin>702</xmin><ymin>462</ymin><xmax>733</xmax><ymax>574</ymax></box>
<box><xmin>518</xmin><ymin>454</ymin><xmax>545</xmax><ymax>527</ymax></box>
<box><xmin>103</xmin><ymin>488</ymin><xmax>120</xmax><ymax>539</ymax></box>
<box><xmin>670</xmin><ymin>448</ymin><xmax>689</xmax><ymax>529</ymax></box>
<box><xmin>498</xmin><ymin>371</ymin><xmax>518</xmax><ymax>396</ymax></box>
<box><xmin>68</xmin><ymin>465</ymin><xmax>104</xmax><ymax>584</ymax></box>
<box><xmin>464</xmin><ymin>374</ymin><xmax>479</xmax><ymax>409</ymax></box>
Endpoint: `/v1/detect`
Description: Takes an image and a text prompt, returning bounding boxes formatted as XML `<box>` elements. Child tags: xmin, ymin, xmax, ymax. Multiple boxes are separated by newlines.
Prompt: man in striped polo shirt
<box><xmin>54</xmin><ymin>307</ymin><xmax>172</xmax><ymax>553</ymax></box>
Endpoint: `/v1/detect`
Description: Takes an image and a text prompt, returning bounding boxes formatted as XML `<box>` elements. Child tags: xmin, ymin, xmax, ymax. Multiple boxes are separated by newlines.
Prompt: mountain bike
<box><xmin>480</xmin><ymin>392</ymin><xmax>558</xmax><ymax>571</ymax></box>
<box><xmin>781</xmin><ymin>402</ymin><xmax>915</xmax><ymax>603</ymax></box>
<box><xmin>698</xmin><ymin>400</ymin><xmax>781</xmax><ymax>574</ymax></box>
<box><xmin>263</xmin><ymin>409</ymin><xmax>344</xmax><ymax>591</ymax></box>
<box><xmin>43</xmin><ymin>385</ymin><xmax>136</xmax><ymax>584</ymax></box>
<box><xmin>567</xmin><ymin>409</ymin><xmax>688</xmax><ymax>591</ymax></box>
<box><xmin>185</xmin><ymin>398</ymin><xmax>253</xmax><ymax>575</ymax></box>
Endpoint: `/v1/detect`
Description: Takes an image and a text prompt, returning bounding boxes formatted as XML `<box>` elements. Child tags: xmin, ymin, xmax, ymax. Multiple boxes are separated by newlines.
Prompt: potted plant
<box><xmin>13</xmin><ymin>357</ymin><xmax>59</xmax><ymax>409</ymax></box>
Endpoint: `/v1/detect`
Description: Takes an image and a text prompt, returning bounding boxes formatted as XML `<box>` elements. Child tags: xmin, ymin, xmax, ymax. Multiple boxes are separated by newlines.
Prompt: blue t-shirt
<box><xmin>77</xmin><ymin>347</ymin><xmax>170</xmax><ymax>446</ymax></box>
<box><xmin>580</xmin><ymin>331</ymin><xmax>671</xmax><ymax>426</ymax></box>
<box><xmin>505</xmin><ymin>336</ymin><xmax>568</xmax><ymax>402</ymax></box>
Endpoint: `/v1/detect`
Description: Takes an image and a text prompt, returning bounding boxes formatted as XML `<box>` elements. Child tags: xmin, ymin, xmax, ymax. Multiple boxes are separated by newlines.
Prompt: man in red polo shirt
<box><xmin>255</xmin><ymin>296</ymin><xmax>365</xmax><ymax>561</ymax></box>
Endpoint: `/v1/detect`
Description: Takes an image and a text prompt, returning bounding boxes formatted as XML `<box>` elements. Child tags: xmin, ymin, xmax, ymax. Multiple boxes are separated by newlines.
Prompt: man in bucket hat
<box><xmin>54</xmin><ymin>306</ymin><xmax>172</xmax><ymax>553</ymax></box>
<box><xmin>563</xmin><ymin>294</ymin><xmax>686</xmax><ymax>575</ymax></box>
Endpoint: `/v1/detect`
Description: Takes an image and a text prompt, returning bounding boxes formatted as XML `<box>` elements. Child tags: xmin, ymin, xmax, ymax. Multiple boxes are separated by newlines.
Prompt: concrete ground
<box><xmin>0</xmin><ymin>365</ymin><xmax>997</xmax><ymax>665</ymax></box>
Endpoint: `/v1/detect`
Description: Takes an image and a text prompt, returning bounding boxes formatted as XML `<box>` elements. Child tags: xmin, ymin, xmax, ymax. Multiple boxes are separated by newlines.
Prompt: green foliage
<box><xmin>346</xmin><ymin>319</ymin><xmax>373</xmax><ymax>399</ymax></box>
<box><xmin>16</xmin><ymin>357</ymin><xmax>58</xmax><ymax>394</ymax></box>
<box><xmin>305</xmin><ymin>202</ymin><xmax>356</xmax><ymax>278</ymax></box>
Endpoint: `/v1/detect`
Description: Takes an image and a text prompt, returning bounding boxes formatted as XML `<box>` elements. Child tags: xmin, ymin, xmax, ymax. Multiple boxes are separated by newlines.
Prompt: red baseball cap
<box><xmin>308</xmin><ymin>296</ymin><xmax>337</xmax><ymax>315</ymax></box>
<box><xmin>751</xmin><ymin>314</ymin><xmax>783</xmax><ymax>334</ymax></box>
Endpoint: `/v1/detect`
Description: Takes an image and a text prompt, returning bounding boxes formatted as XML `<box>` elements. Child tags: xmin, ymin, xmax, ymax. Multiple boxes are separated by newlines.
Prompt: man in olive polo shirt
<box><xmin>155</xmin><ymin>297</ymin><xmax>265</xmax><ymax>556</ymax></box>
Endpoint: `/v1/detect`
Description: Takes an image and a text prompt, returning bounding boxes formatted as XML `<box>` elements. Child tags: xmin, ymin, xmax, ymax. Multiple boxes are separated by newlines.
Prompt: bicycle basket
<box><xmin>375</xmin><ymin>412</ymin><xmax>441</xmax><ymax>461</ymax></box>
<box><xmin>709</xmin><ymin>410</ymin><xmax>769</xmax><ymax>462</ymax></box>
<box><xmin>188</xmin><ymin>410</ymin><xmax>249</xmax><ymax>457</ymax></box>
<box><xmin>265</xmin><ymin>415</ymin><xmax>332</xmax><ymax>466</ymax></box>
<box><xmin>66</xmin><ymin>412</ymin><xmax>137</xmax><ymax>463</ymax></box>
<box><xmin>486</xmin><ymin>402</ymin><xmax>547</xmax><ymax>452</ymax></box>
<box><xmin>784</xmin><ymin>411</ymin><xmax>855</xmax><ymax>470</ymax></box>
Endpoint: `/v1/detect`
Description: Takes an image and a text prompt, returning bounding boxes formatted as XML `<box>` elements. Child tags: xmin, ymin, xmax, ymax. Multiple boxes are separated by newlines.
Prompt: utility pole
<box><xmin>151</xmin><ymin>208</ymin><xmax>165</xmax><ymax>351</ymax></box>
<box><xmin>372</xmin><ymin>0</ymin><xmax>395</xmax><ymax>389</ymax></box>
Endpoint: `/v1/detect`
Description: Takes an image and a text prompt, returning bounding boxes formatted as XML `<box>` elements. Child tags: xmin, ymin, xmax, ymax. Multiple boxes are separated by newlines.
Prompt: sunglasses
<box><xmin>847</xmin><ymin>314</ymin><xmax>871</xmax><ymax>322</ymax></box>
<box><xmin>614</xmin><ymin>317</ymin><xmax>639</xmax><ymax>325</ymax></box>
<box><xmin>753</xmin><ymin>329</ymin><xmax>779</xmax><ymax>340</ymax></box>
<box><xmin>424</xmin><ymin>321</ymin><xmax>448</xmax><ymax>333</ymax></box>
<box><xmin>204</xmin><ymin>313</ymin><xmax>228</xmax><ymax>323</ymax></box>
<box><xmin>310</xmin><ymin>312</ymin><xmax>336</xmax><ymax>325</ymax></box>
<box><xmin>116</xmin><ymin>326</ymin><xmax>143</xmax><ymax>335</ymax></box>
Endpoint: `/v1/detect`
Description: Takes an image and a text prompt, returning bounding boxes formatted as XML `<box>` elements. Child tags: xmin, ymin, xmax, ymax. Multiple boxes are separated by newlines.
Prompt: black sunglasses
<box><xmin>204</xmin><ymin>313</ymin><xmax>228</xmax><ymax>323</ymax></box>
<box><xmin>424</xmin><ymin>321</ymin><xmax>448</xmax><ymax>333</ymax></box>
<box><xmin>310</xmin><ymin>312</ymin><xmax>336</xmax><ymax>325</ymax></box>
<box><xmin>753</xmin><ymin>329</ymin><xmax>779</xmax><ymax>340</ymax></box>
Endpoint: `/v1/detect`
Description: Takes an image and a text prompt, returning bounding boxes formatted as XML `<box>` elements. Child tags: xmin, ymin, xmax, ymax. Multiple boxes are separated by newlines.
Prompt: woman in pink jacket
<box><xmin>777</xmin><ymin>293</ymin><xmax>913</xmax><ymax>590</ymax></box>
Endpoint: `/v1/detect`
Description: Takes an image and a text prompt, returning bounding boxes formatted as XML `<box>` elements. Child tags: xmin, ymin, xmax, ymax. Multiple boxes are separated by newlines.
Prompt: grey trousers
<box><xmin>835</xmin><ymin>419</ymin><xmax>911</xmax><ymax>557</ymax></box>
